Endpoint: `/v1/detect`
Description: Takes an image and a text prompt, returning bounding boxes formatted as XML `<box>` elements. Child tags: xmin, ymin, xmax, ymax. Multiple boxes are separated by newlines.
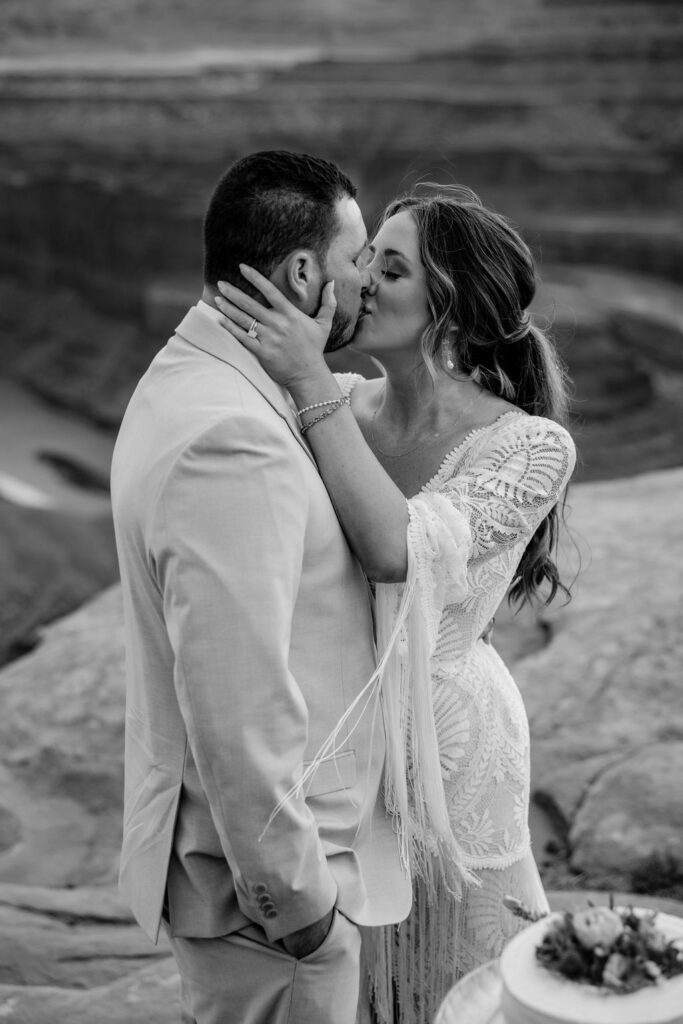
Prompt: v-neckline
<box><xmin>414</xmin><ymin>410</ymin><xmax>528</xmax><ymax>497</ymax></box>
<box><xmin>341</xmin><ymin>374</ymin><xmax>529</xmax><ymax>500</ymax></box>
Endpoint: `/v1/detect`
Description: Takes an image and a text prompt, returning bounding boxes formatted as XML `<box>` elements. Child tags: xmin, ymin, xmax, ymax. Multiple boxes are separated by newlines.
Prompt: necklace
<box><xmin>370</xmin><ymin>389</ymin><xmax>481</xmax><ymax>458</ymax></box>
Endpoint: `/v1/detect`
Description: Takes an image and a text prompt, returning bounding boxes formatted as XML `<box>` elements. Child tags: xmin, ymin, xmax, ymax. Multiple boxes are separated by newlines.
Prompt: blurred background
<box><xmin>0</xmin><ymin>0</ymin><xmax>682</xmax><ymax>1015</ymax></box>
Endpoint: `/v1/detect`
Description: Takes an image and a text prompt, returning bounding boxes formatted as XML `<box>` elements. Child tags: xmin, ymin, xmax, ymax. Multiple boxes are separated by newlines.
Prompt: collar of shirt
<box><xmin>196</xmin><ymin>298</ymin><xmax>224</xmax><ymax>323</ymax></box>
<box><xmin>193</xmin><ymin>300</ymin><xmax>298</xmax><ymax>414</ymax></box>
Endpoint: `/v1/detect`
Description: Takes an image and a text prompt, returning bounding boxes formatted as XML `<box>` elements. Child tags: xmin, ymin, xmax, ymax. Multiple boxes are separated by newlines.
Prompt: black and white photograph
<box><xmin>0</xmin><ymin>1</ymin><xmax>682</xmax><ymax>1021</ymax></box>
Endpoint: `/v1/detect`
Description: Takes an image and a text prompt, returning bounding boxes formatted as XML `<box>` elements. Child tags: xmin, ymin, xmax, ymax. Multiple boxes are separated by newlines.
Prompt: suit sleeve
<box><xmin>153</xmin><ymin>413</ymin><xmax>337</xmax><ymax>941</ymax></box>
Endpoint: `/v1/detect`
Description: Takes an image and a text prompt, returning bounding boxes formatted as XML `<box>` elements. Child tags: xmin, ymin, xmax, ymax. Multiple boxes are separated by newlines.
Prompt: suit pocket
<box><xmin>298</xmin><ymin>908</ymin><xmax>361</xmax><ymax>964</ymax></box>
<box><xmin>303</xmin><ymin>750</ymin><xmax>356</xmax><ymax>798</ymax></box>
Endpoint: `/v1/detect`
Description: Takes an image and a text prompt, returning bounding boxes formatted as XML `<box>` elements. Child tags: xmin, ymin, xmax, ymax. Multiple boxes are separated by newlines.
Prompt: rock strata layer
<box><xmin>0</xmin><ymin>884</ymin><xmax>178</xmax><ymax>1021</ymax></box>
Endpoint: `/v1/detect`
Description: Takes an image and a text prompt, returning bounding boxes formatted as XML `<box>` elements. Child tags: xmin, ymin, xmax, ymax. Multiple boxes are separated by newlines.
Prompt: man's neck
<box><xmin>201</xmin><ymin>284</ymin><xmax>219</xmax><ymax>308</ymax></box>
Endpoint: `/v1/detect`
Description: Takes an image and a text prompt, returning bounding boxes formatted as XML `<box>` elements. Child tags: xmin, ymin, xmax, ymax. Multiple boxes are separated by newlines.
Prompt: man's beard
<box><xmin>323</xmin><ymin>308</ymin><xmax>356</xmax><ymax>353</ymax></box>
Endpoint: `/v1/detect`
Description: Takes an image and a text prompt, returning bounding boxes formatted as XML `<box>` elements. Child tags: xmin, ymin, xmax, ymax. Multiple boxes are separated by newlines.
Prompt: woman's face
<box><xmin>352</xmin><ymin>210</ymin><xmax>431</xmax><ymax>360</ymax></box>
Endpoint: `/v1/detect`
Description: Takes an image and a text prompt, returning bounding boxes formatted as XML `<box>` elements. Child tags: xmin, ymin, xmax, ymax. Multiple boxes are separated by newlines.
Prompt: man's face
<box><xmin>320</xmin><ymin>197</ymin><xmax>372</xmax><ymax>353</ymax></box>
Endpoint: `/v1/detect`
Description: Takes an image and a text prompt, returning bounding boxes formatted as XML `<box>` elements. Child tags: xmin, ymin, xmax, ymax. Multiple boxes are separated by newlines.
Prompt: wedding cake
<box><xmin>500</xmin><ymin>906</ymin><xmax>683</xmax><ymax>1024</ymax></box>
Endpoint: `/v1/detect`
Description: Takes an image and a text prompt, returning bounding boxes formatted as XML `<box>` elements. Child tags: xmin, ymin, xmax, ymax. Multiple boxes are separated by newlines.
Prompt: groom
<box><xmin>111</xmin><ymin>151</ymin><xmax>411</xmax><ymax>1024</ymax></box>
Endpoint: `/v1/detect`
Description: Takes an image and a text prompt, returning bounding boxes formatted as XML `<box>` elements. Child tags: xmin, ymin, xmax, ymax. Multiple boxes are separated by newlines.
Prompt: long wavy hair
<box><xmin>381</xmin><ymin>185</ymin><xmax>573</xmax><ymax>607</ymax></box>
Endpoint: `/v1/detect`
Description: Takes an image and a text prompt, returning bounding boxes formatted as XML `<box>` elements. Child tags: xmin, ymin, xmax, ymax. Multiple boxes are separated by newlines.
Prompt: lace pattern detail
<box><xmin>377</xmin><ymin>413</ymin><xmax>575</xmax><ymax>874</ymax></box>
<box><xmin>406</xmin><ymin>493</ymin><xmax>471</xmax><ymax>650</ymax></box>
<box><xmin>334</xmin><ymin>371</ymin><xmax>365</xmax><ymax>399</ymax></box>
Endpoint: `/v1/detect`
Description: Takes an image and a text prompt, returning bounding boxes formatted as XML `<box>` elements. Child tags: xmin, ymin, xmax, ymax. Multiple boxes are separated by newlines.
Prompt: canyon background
<box><xmin>0</xmin><ymin>0</ymin><xmax>682</xmax><ymax>1018</ymax></box>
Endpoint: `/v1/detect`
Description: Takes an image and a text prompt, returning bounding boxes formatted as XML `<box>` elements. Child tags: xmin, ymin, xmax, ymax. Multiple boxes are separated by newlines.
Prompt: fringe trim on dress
<box><xmin>360</xmin><ymin>851</ymin><xmax>549</xmax><ymax>1024</ymax></box>
<box><xmin>361</xmin><ymin>871</ymin><xmax>475</xmax><ymax>1024</ymax></box>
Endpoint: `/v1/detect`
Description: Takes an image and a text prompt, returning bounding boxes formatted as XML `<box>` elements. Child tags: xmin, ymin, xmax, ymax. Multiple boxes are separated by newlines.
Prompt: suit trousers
<box><xmin>166</xmin><ymin>908</ymin><xmax>365</xmax><ymax>1024</ymax></box>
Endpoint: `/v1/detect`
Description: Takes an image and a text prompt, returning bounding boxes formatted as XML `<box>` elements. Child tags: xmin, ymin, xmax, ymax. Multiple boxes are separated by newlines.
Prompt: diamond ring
<box><xmin>247</xmin><ymin>318</ymin><xmax>259</xmax><ymax>339</ymax></box>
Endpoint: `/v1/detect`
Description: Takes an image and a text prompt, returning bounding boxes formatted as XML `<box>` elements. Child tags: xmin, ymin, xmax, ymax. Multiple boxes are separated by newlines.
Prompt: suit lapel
<box><xmin>174</xmin><ymin>307</ymin><xmax>316</xmax><ymax>467</ymax></box>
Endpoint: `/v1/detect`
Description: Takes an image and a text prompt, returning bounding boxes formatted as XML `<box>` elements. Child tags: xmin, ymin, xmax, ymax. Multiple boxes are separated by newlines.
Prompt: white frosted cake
<box><xmin>500</xmin><ymin>908</ymin><xmax>683</xmax><ymax>1024</ymax></box>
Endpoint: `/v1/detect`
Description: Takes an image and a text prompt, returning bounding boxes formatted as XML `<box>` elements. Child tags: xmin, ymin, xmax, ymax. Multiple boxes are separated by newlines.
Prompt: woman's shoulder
<box><xmin>491</xmin><ymin>409</ymin><xmax>571</xmax><ymax>437</ymax></box>
<box><xmin>473</xmin><ymin>411</ymin><xmax>576</xmax><ymax>487</ymax></box>
<box><xmin>502</xmin><ymin>412</ymin><xmax>576</xmax><ymax>458</ymax></box>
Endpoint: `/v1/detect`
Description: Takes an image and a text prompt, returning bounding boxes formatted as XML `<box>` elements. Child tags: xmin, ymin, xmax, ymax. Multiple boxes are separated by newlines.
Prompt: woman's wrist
<box><xmin>287</xmin><ymin>364</ymin><xmax>340</xmax><ymax>410</ymax></box>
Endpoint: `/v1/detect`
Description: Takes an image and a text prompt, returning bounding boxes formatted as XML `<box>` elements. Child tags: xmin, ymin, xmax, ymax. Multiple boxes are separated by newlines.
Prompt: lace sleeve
<box><xmin>401</xmin><ymin>417</ymin><xmax>574</xmax><ymax>644</ymax></box>
<box><xmin>404</xmin><ymin>491</ymin><xmax>472</xmax><ymax>650</ymax></box>
<box><xmin>432</xmin><ymin>416</ymin><xmax>576</xmax><ymax>569</ymax></box>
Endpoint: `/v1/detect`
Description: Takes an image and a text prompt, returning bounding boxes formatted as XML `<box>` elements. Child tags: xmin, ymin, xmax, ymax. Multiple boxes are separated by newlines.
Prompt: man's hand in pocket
<box><xmin>282</xmin><ymin>908</ymin><xmax>335</xmax><ymax>959</ymax></box>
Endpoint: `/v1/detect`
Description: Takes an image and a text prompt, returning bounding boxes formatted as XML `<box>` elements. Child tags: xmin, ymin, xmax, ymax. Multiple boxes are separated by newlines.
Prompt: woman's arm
<box><xmin>214</xmin><ymin>269</ymin><xmax>409</xmax><ymax>582</ymax></box>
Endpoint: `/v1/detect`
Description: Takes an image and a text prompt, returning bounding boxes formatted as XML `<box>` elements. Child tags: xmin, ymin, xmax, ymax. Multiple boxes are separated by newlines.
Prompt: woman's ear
<box><xmin>282</xmin><ymin>250</ymin><xmax>323</xmax><ymax>312</ymax></box>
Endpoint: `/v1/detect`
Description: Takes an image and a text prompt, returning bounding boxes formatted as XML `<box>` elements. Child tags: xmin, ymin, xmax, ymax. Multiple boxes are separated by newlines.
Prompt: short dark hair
<box><xmin>203</xmin><ymin>150</ymin><xmax>357</xmax><ymax>286</ymax></box>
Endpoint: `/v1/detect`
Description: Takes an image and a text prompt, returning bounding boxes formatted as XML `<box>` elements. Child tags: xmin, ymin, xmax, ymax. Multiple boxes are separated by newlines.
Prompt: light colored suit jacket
<box><xmin>111</xmin><ymin>305</ymin><xmax>411</xmax><ymax>944</ymax></box>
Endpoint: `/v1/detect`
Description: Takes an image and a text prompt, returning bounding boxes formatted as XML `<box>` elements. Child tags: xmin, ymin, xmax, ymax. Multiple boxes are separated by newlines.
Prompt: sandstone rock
<box><xmin>517</xmin><ymin>467</ymin><xmax>683</xmax><ymax>889</ymax></box>
<box><xmin>0</xmin><ymin>883</ymin><xmax>176</xmax><ymax>1019</ymax></box>
<box><xmin>0</xmin><ymin>898</ymin><xmax>169</xmax><ymax>989</ymax></box>
<box><xmin>0</xmin><ymin>881</ymin><xmax>176</xmax><ymax>1023</ymax></box>
<box><xmin>0</xmin><ymin>959</ymin><xmax>180</xmax><ymax>1024</ymax></box>
<box><xmin>1</xmin><ymin>472</ymin><xmax>680</xmax><ymax>896</ymax></box>
<box><xmin>0</xmin><ymin>497</ymin><xmax>118</xmax><ymax>667</ymax></box>
<box><xmin>0</xmin><ymin>586</ymin><xmax>126</xmax><ymax>885</ymax></box>
<box><xmin>533</xmin><ymin>752</ymin><xmax>619</xmax><ymax>831</ymax></box>
<box><xmin>0</xmin><ymin>882</ymin><xmax>134</xmax><ymax>924</ymax></box>
<box><xmin>568</xmin><ymin>743</ymin><xmax>683</xmax><ymax>882</ymax></box>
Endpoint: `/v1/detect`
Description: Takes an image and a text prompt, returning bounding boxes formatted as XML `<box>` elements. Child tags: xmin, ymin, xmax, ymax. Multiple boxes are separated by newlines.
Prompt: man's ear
<box><xmin>273</xmin><ymin>250</ymin><xmax>323</xmax><ymax>313</ymax></box>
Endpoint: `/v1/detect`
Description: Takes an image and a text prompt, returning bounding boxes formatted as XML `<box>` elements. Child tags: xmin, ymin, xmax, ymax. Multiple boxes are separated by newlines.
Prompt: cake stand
<box><xmin>434</xmin><ymin>959</ymin><xmax>504</xmax><ymax>1024</ymax></box>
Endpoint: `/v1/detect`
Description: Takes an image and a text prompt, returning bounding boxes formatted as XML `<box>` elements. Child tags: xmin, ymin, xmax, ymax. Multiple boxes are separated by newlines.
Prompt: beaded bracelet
<box><xmin>297</xmin><ymin>396</ymin><xmax>344</xmax><ymax>417</ymax></box>
<box><xmin>300</xmin><ymin>393</ymin><xmax>350</xmax><ymax>435</ymax></box>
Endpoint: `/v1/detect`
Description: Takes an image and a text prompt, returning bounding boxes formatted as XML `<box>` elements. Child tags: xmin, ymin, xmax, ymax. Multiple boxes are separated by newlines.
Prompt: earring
<box><xmin>442</xmin><ymin>330</ymin><xmax>457</xmax><ymax>371</ymax></box>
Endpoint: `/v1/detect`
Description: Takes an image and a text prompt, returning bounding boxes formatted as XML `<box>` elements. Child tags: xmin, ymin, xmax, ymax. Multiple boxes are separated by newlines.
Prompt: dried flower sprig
<box><xmin>502</xmin><ymin>895</ymin><xmax>549</xmax><ymax>923</ymax></box>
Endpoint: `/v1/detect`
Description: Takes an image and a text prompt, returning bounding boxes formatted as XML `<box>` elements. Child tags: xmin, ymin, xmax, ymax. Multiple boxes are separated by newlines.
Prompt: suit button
<box><xmin>252</xmin><ymin>883</ymin><xmax>268</xmax><ymax>895</ymax></box>
<box><xmin>256</xmin><ymin>893</ymin><xmax>271</xmax><ymax>906</ymax></box>
<box><xmin>261</xmin><ymin>901</ymin><xmax>276</xmax><ymax>913</ymax></box>
<box><xmin>264</xmin><ymin>908</ymin><xmax>278</xmax><ymax>919</ymax></box>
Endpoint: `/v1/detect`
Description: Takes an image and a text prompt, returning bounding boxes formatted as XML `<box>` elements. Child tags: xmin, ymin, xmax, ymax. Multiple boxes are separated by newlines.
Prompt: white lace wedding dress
<box><xmin>334</xmin><ymin>376</ymin><xmax>576</xmax><ymax>1024</ymax></box>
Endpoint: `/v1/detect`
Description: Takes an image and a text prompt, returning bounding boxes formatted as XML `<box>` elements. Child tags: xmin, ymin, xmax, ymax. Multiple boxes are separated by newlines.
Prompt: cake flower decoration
<box><xmin>532</xmin><ymin>902</ymin><xmax>683</xmax><ymax>994</ymax></box>
<box><xmin>572</xmin><ymin>907</ymin><xmax>624</xmax><ymax>950</ymax></box>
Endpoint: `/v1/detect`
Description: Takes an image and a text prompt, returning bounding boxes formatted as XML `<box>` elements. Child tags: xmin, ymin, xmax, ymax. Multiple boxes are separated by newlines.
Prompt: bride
<box><xmin>214</xmin><ymin>184</ymin><xmax>576</xmax><ymax>1024</ymax></box>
